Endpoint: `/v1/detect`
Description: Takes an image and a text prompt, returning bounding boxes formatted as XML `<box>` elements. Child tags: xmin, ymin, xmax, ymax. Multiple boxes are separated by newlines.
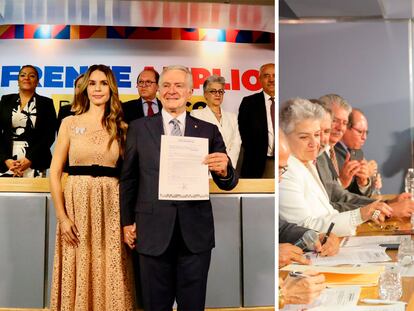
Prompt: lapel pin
<box><xmin>195</xmin><ymin>125</ymin><xmax>198</xmax><ymax>128</ymax></box>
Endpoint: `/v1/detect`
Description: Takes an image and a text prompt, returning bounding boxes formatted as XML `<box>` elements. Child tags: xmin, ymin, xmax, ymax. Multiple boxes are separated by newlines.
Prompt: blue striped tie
<box><xmin>170</xmin><ymin>119</ymin><xmax>182</xmax><ymax>136</ymax></box>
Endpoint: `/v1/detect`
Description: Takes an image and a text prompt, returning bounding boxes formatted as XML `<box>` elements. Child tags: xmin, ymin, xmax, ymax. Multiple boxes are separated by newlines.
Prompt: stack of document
<box><xmin>341</xmin><ymin>235</ymin><xmax>410</xmax><ymax>248</ymax></box>
<box><xmin>281</xmin><ymin>265</ymin><xmax>385</xmax><ymax>287</ymax></box>
<box><xmin>306</xmin><ymin>246</ymin><xmax>391</xmax><ymax>266</ymax></box>
<box><xmin>281</xmin><ymin>286</ymin><xmax>360</xmax><ymax>311</ymax></box>
<box><xmin>308</xmin><ymin>305</ymin><xmax>405</xmax><ymax>311</ymax></box>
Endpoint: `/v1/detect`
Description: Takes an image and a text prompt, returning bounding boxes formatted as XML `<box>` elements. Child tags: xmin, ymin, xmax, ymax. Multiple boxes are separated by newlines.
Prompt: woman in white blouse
<box><xmin>279</xmin><ymin>98</ymin><xmax>391</xmax><ymax>236</ymax></box>
<box><xmin>191</xmin><ymin>75</ymin><xmax>241</xmax><ymax>168</ymax></box>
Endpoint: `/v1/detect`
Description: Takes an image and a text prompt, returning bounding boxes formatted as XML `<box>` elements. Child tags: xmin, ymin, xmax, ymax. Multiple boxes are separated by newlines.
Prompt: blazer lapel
<box><xmin>145</xmin><ymin>114</ymin><xmax>164</xmax><ymax>152</ymax></box>
<box><xmin>184</xmin><ymin>113</ymin><xmax>201</xmax><ymax>137</ymax></box>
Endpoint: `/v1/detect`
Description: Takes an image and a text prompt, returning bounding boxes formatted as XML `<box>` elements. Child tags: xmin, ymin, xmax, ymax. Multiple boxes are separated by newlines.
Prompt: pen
<box><xmin>288</xmin><ymin>271</ymin><xmax>310</xmax><ymax>279</ymax></box>
<box><xmin>361</xmin><ymin>298</ymin><xmax>407</xmax><ymax>305</ymax></box>
<box><xmin>321</xmin><ymin>222</ymin><xmax>335</xmax><ymax>245</ymax></box>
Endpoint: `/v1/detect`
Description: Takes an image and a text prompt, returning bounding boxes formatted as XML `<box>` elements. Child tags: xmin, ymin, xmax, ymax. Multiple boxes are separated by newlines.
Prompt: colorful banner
<box><xmin>0</xmin><ymin>25</ymin><xmax>274</xmax><ymax>44</ymax></box>
<box><xmin>0</xmin><ymin>39</ymin><xmax>274</xmax><ymax>114</ymax></box>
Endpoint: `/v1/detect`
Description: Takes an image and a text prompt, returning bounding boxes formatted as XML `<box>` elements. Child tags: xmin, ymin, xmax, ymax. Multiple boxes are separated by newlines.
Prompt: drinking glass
<box><xmin>379</xmin><ymin>266</ymin><xmax>402</xmax><ymax>301</ymax></box>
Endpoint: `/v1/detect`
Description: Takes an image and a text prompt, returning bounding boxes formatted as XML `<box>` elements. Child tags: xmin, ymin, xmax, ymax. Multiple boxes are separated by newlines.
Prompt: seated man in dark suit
<box><xmin>314</xmin><ymin>100</ymin><xmax>414</xmax><ymax>217</ymax></box>
<box><xmin>122</xmin><ymin>68</ymin><xmax>162</xmax><ymax>123</ymax></box>
<box><xmin>319</xmin><ymin>94</ymin><xmax>372</xmax><ymax>196</ymax></box>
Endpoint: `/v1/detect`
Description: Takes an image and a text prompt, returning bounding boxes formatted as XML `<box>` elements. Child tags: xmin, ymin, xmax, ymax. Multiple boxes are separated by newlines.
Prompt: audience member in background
<box><xmin>0</xmin><ymin>65</ymin><xmax>57</xmax><ymax>177</ymax></box>
<box><xmin>279</xmin><ymin>130</ymin><xmax>340</xmax><ymax>267</ymax></box>
<box><xmin>49</xmin><ymin>64</ymin><xmax>135</xmax><ymax>310</ymax></box>
<box><xmin>279</xmin><ymin>98</ymin><xmax>392</xmax><ymax>236</ymax></box>
<box><xmin>122</xmin><ymin>68</ymin><xmax>162</xmax><ymax>123</ymax></box>
<box><xmin>278</xmin><ymin>130</ymin><xmax>329</xmax><ymax>308</ymax></box>
<box><xmin>238</xmin><ymin>63</ymin><xmax>275</xmax><ymax>178</ymax></box>
<box><xmin>191</xmin><ymin>75</ymin><xmax>241</xmax><ymax>168</ymax></box>
<box><xmin>319</xmin><ymin>94</ymin><xmax>372</xmax><ymax>196</ymax></box>
<box><xmin>341</xmin><ymin>108</ymin><xmax>382</xmax><ymax>193</ymax></box>
<box><xmin>57</xmin><ymin>74</ymin><xmax>84</xmax><ymax>132</ymax></box>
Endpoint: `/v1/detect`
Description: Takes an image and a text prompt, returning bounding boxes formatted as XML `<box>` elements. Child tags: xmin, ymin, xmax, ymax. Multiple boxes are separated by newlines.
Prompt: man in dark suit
<box><xmin>238</xmin><ymin>63</ymin><xmax>275</xmax><ymax>178</ymax></box>
<box><xmin>122</xmin><ymin>68</ymin><xmax>163</xmax><ymax>123</ymax></box>
<box><xmin>314</xmin><ymin>99</ymin><xmax>414</xmax><ymax>217</ymax></box>
<box><xmin>120</xmin><ymin>65</ymin><xmax>238</xmax><ymax>311</ymax></box>
<box><xmin>318</xmin><ymin>94</ymin><xmax>374</xmax><ymax>196</ymax></box>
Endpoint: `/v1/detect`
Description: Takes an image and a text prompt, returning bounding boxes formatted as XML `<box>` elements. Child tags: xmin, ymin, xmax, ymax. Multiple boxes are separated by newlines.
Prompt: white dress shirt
<box><xmin>263</xmin><ymin>92</ymin><xmax>274</xmax><ymax>157</ymax></box>
<box><xmin>190</xmin><ymin>106</ymin><xmax>241</xmax><ymax>168</ymax></box>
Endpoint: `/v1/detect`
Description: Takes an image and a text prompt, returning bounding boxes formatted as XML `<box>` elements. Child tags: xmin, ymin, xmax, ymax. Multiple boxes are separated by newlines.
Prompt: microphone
<box><xmin>294</xmin><ymin>230</ymin><xmax>319</xmax><ymax>251</ymax></box>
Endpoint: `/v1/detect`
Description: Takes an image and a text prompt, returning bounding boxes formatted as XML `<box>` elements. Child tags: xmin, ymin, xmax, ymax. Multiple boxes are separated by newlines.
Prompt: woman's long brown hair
<box><xmin>71</xmin><ymin>64</ymin><xmax>128</xmax><ymax>155</ymax></box>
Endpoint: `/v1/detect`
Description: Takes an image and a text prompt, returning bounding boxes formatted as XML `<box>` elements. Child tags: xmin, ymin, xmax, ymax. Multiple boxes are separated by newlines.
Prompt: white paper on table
<box><xmin>158</xmin><ymin>135</ymin><xmax>209</xmax><ymax>201</ymax></box>
<box><xmin>306</xmin><ymin>247</ymin><xmax>391</xmax><ymax>266</ymax></box>
<box><xmin>308</xmin><ymin>305</ymin><xmax>405</xmax><ymax>311</ymax></box>
<box><xmin>281</xmin><ymin>286</ymin><xmax>361</xmax><ymax>311</ymax></box>
<box><xmin>341</xmin><ymin>236</ymin><xmax>411</xmax><ymax>248</ymax></box>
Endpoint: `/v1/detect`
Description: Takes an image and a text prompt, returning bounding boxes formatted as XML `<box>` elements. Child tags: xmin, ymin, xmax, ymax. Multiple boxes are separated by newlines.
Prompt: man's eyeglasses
<box><xmin>208</xmin><ymin>89</ymin><xmax>225</xmax><ymax>96</ymax></box>
<box><xmin>332</xmin><ymin>117</ymin><xmax>348</xmax><ymax>127</ymax></box>
<box><xmin>351</xmin><ymin>127</ymin><xmax>369</xmax><ymax>136</ymax></box>
<box><xmin>279</xmin><ymin>166</ymin><xmax>288</xmax><ymax>177</ymax></box>
<box><xmin>138</xmin><ymin>80</ymin><xmax>157</xmax><ymax>87</ymax></box>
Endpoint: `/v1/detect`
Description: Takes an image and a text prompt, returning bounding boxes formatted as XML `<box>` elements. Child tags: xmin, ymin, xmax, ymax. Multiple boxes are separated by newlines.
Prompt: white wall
<box><xmin>280</xmin><ymin>20</ymin><xmax>412</xmax><ymax>194</ymax></box>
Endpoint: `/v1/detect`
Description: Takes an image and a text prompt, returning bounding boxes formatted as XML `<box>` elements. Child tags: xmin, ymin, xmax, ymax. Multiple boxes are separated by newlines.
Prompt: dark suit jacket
<box><xmin>57</xmin><ymin>105</ymin><xmax>74</xmax><ymax>133</ymax></box>
<box><xmin>316</xmin><ymin>152</ymin><xmax>375</xmax><ymax>212</ymax></box>
<box><xmin>238</xmin><ymin>91</ymin><xmax>269</xmax><ymax>178</ymax></box>
<box><xmin>120</xmin><ymin>113</ymin><xmax>238</xmax><ymax>256</ymax></box>
<box><xmin>0</xmin><ymin>93</ymin><xmax>57</xmax><ymax>172</ymax></box>
<box><xmin>279</xmin><ymin>218</ymin><xmax>309</xmax><ymax>244</ymax></box>
<box><xmin>122</xmin><ymin>97</ymin><xmax>162</xmax><ymax>124</ymax></box>
<box><xmin>334</xmin><ymin>143</ymin><xmax>373</xmax><ymax>196</ymax></box>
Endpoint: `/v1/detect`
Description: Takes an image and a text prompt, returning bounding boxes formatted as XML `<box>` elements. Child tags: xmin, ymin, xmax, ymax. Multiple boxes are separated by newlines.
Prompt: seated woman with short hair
<box><xmin>279</xmin><ymin>98</ymin><xmax>391</xmax><ymax>236</ymax></box>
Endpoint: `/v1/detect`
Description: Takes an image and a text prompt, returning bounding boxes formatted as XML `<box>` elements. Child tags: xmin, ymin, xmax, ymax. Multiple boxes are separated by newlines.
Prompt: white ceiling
<box><xmin>281</xmin><ymin>0</ymin><xmax>414</xmax><ymax>20</ymax></box>
<box><xmin>0</xmin><ymin>0</ymin><xmax>275</xmax><ymax>32</ymax></box>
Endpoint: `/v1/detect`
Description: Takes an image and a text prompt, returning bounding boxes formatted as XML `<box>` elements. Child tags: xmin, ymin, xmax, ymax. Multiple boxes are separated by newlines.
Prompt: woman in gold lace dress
<box><xmin>49</xmin><ymin>64</ymin><xmax>135</xmax><ymax>310</ymax></box>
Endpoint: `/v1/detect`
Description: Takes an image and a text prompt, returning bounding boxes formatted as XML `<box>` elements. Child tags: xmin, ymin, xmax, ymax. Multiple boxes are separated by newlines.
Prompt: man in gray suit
<box><xmin>278</xmin><ymin>131</ymin><xmax>339</xmax><ymax>267</ymax></box>
<box><xmin>314</xmin><ymin>100</ymin><xmax>414</xmax><ymax>217</ymax></box>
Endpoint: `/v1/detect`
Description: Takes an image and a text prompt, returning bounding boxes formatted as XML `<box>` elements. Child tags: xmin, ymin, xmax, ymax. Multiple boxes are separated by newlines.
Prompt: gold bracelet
<box><xmin>278</xmin><ymin>286</ymin><xmax>285</xmax><ymax>309</ymax></box>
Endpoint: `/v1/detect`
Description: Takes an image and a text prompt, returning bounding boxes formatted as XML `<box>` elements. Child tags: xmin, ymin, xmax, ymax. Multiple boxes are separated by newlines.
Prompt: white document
<box><xmin>341</xmin><ymin>235</ymin><xmax>410</xmax><ymax>248</ymax></box>
<box><xmin>308</xmin><ymin>305</ymin><xmax>405</xmax><ymax>311</ymax></box>
<box><xmin>281</xmin><ymin>286</ymin><xmax>360</xmax><ymax>311</ymax></box>
<box><xmin>306</xmin><ymin>247</ymin><xmax>391</xmax><ymax>266</ymax></box>
<box><xmin>158</xmin><ymin>135</ymin><xmax>209</xmax><ymax>201</ymax></box>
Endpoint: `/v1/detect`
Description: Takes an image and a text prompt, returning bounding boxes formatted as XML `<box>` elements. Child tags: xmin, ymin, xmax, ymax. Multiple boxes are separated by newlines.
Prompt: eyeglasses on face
<box><xmin>208</xmin><ymin>89</ymin><xmax>225</xmax><ymax>96</ymax></box>
<box><xmin>351</xmin><ymin>127</ymin><xmax>369</xmax><ymax>136</ymax></box>
<box><xmin>332</xmin><ymin>117</ymin><xmax>348</xmax><ymax>127</ymax></box>
<box><xmin>138</xmin><ymin>80</ymin><xmax>157</xmax><ymax>87</ymax></box>
<box><xmin>279</xmin><ymin>166</ymin><xmax>288</xmax><ymax>177</ymax></box>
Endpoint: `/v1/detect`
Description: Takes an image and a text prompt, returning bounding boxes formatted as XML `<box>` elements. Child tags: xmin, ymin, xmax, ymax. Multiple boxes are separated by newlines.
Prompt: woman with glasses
<box><xmin>0</xmin><ymin>65</ymin><xmax>57</xmax><ymax>177</ymax></box>
<box><xmin>279</xmin><ymin>98</ymin><xmax>392</xmax><ymax>236</ymax></box>
<box><xmin>191</xmin><ymin>75</ymin><xmax>241</xmax><ymax>168</ymax></box>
